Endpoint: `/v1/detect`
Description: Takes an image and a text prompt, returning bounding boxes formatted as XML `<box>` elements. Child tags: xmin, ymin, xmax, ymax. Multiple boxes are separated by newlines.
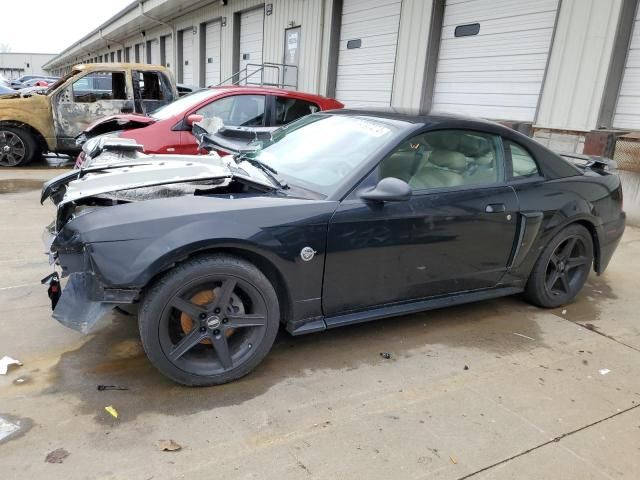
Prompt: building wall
<box><xmin>391</xmin><ymin>0</ymin><xmax>433</xmax><ymax>109</ymax></box>
<box><xmin>535</xmin><ymin>0</ymin><xmax>623</xmax><ymax>132</ymax></box>
<box><xmin>42</xmin><ymin>0</ymin><xmax>640</xmax><ymax>142</ymax></box>
<box><xmin>0</xmin><ymin>53</ymin><xmax>57</xmax><ymax>80</ymax></box>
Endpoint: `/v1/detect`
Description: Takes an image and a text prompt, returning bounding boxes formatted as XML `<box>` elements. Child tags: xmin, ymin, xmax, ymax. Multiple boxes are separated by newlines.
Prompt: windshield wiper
<box><xmin>234</xmin><ymin>153</ymin><xmax>288</xmax><ymax>189</ymax></box>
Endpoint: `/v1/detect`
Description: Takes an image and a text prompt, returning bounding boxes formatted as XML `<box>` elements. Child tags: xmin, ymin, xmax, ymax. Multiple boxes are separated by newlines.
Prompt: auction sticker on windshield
<box><xmin>350</xmin><ymin>118</ymin><xmax>392</xmax><ymax>138</ymax></box>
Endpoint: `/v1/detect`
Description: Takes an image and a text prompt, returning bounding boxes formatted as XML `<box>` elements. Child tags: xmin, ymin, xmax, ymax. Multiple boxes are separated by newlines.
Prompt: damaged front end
<box><xmin>42</xmin><ymin>142</ymin><xmax>278</xmax><ymax>333</ymax></box>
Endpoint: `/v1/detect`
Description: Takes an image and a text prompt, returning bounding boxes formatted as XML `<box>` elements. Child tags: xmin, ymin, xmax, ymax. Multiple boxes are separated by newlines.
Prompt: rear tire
<box><xmin>0</xmin><ymin>127</ymin><xmax>39</xmax><ymax>166</ymax></box>
<box><xmin>524</xmin><ymin>224</ymin><xmax>593</xmax><ymax>308</ymax></box>
<box><xmin>139</xmin><ymin>254</ymin><xmax>280</xmax><ymax>386</ymax></box>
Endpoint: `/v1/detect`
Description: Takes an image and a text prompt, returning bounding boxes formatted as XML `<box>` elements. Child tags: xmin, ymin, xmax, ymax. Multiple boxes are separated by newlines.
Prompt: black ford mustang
<box><xmin>42</xmin><ymin>110</ymin><xmax>625</xmax><ymax>386</ymax></box>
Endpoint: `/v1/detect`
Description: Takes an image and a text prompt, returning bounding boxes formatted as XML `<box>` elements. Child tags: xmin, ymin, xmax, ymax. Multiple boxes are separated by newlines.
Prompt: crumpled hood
<box><xmin>41</xmin><ymin>154</ymin><xmax>275</xmax><ymax>206</ymax></box>
<box><xmin>76</xmin><ymin>114</ymin><xmax>155</xmax><ymax>143</ymax></box>
<box><xmin>83</xmin><ymin>114</ymin><xmax>155</xmax><ymax>134</ymax></box>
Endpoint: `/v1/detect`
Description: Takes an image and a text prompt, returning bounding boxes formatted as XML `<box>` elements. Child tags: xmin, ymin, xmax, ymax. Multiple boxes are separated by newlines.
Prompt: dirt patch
<box><xmin>0</xmin><ymin>179</ymin><xmax>43</xmax><ymax>194</ymax></box>
<box><xmin>46</xmin><ymin>296</ymin><xmax>543</xmax><ymax>423</ymax></box>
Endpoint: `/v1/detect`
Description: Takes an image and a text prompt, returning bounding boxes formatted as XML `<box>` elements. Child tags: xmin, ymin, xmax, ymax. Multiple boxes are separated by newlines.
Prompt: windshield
<box><xmin>245</xmin><ymin>114</ymin><xmax>402</xmax><ymax>196</ymax></box>
<box><xmin>150</xmin><ymin>89</ymin><xmax>215</xmax><ymax>120</ymax></box>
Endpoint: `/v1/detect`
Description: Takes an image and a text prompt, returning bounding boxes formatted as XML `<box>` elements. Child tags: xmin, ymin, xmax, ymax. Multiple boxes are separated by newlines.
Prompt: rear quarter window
<box><xmin>506</xmin><ymin>141</ymin><xmax>541</xmax><ymax>178</ymax></box>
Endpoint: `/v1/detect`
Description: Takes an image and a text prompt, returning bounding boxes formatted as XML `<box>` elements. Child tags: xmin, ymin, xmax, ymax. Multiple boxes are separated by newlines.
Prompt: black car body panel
<box><xmin>44</xmin><ymin>110</ymin><xmax>625</xmax><ymax>334</ymax></box>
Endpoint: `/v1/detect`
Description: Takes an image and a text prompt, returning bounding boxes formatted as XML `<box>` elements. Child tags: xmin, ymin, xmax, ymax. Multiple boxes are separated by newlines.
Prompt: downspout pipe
<box><xmin>138</xmin><ymin>1</ymin><xmax>177</xmax><ymax>77</ymax></box>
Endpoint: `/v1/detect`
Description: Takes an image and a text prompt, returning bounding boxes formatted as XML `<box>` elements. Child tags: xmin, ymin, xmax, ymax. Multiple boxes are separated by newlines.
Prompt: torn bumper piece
<box><xmin>52</xmin><ymin>272</ymin><xmax>138</xmax><ymax>334</ymax></box>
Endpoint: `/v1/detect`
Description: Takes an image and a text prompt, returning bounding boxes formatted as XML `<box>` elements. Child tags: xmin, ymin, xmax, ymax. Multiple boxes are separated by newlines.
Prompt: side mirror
<box><xmin>359</xmin><ymin>177</ymin><xmax>412</xmax><ymax>203</ymax></box>
<box><xmin>186</xmin><ymin>114</ymin><xmax>204</xmax><ymax>126</ymax></box>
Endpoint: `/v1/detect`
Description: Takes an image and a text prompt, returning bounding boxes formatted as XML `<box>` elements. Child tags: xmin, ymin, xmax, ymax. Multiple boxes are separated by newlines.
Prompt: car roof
<box><xmin>325</xmin><ymin>108</ymin><xmax>580</xmax><ymax>179</ymax></box>
<box><xmin>206</xmin><ymin>85</ymin><xmax>337</xmax><ymax>103</ymax></box>
<box><xmin>72</xmin><ymin>63</ymin><xmax>172</xmax><ymax>73</ymax></box>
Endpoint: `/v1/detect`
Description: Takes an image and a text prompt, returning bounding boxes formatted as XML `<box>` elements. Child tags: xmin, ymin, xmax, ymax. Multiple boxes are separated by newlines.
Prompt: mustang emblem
<box><xmin>300</xmin><ymin>247</ymin><xmax>317</xmax><ymax>262</ymax></box>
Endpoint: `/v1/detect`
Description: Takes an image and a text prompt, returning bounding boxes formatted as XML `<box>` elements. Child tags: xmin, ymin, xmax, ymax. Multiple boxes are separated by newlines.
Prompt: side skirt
<box><xmin>286</xmin><ymin>286</ymin><xmax>523</xmax><ymax>336</ymax></box>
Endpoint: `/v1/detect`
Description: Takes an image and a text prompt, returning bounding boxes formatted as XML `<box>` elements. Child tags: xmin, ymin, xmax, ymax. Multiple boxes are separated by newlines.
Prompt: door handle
<box><xmin>485</xmin><ymin>203</ymin><xmax>506</xmax><ymax>213</ymax></box>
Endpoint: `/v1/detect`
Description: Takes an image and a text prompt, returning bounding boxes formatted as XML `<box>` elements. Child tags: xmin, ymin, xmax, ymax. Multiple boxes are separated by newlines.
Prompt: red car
<box><xmin>77</xmin><ymin>86</ymin><xmax>344</xmax><ymax>159</ymax></box>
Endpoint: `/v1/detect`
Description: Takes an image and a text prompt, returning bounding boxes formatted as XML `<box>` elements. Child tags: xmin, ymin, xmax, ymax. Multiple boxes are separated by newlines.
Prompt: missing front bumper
<box><xmin>50</xmin><ymin>272</ymin><xmax>138</xmax><ymax>334</ymax></box>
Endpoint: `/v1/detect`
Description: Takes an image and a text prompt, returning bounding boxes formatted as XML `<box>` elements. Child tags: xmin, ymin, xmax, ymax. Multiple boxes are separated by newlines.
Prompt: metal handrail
<box><xmin>216</xmin><ymin>62</ymin><xmax>299</xmax><ymax>90</ymax></box>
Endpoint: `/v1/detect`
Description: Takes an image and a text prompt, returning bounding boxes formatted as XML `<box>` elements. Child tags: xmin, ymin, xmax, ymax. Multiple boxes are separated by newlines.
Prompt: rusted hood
<box><xmin>0</xmin><ymin>93</ymin><xmax>55</xmax><ymax>148</ymax></box>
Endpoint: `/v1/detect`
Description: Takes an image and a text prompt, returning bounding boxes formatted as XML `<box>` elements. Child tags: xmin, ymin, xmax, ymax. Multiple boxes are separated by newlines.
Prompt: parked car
<box><xmin>0</xmin><ymin>63</ymin><xmax>177</xmax><ymax>166</ymax></box>
<box><xmin>74</xmin><ymin>86</ymin><xmax>344</xmax><ymax>164</ymax></box>
<box><xmin>9</xmin><ymin>75</ymin><xmax>58</xmax><ymax>89</ymax></box>
<box><xmin>19</xmin><ymin>78</ymin><xmax>55</xmax><ymax>89</ymax></box>
<box><xmin>0</xmin><ymin>84</ymin><xmax>14</xmax><ymax>95</ymax></box>
<box><xmin>41</xmin><ymin>109</ymin><xmax>625</xmax><ymax>386</ymax></box>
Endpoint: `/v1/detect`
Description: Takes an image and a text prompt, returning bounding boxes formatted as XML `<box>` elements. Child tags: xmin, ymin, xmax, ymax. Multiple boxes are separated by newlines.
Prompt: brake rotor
<box><xmin>179</xmin><ymin>287</ymin><xmax>244</xmax><ymax>343</ymax></box>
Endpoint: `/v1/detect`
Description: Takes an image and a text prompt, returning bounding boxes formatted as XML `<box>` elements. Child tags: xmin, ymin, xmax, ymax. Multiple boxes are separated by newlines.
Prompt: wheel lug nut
<box><xmin>213</xmin><ymin>329</ymin><xmax>220</xmax><ymax>335</ymax></box>
<box><xmin>199</xmin><ymin>313</ymin><xmax>207</xmax><ymax>319</ymax></box>
<box><xmin>222</xmin><ymin>318</ymin><xmax>228</xmax><ymax>324</ymax></box>
<box><xmin>214</xmin><ymin>308</ymin><xmax>221</xmax><ymax>314</ymax></box>
<box><xmin>200</xmin><ymin>327</ymin><xmax>206</xmax><ymax>332</ymax></box>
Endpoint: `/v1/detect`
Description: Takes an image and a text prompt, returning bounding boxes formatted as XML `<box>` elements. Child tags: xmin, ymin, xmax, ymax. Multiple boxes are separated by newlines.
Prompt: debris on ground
<box><xmin>104</xmin><ymin>405</ymin><xmax>119</xmax><ymax>418</ymax></box>
<box><xmin>380</xmin><ymin>352</ymin><xmax>391</xmax><ymax>359</ymax></box>
<box><xmin>158</xmin><ymin>439</ymin><xmax>182</xmax><ymax>452</ymax></box>
<box><xmin>463</xmin><ymin>365</ymin><xmax>469</xmax><ymax>371</ymax></box>
<box><xmin>0</xmin><ymin>417</ymin><xmax>21</xmax><ymax>442</ymax></box>
<box><xmin>45</xmin><ymin>448</ymin><xmax>70</xmax><ymax>464</ymax></box>
<box><xmin>561</xmin><ymin>309</ymin><xmax>567</xmax><ymax>315</ymax></box>
<box><xmin>512</xmin><ymin>332</ymin><xmax>535</xmax><ymax>341</ymax></box>
<box><xmin>0</xmin><ymin>356</ymin><xmax>23</xmax><ymax>375</ymax></box>
<box><xmin>599</xmin><ymin>368</ymin><xmax>611</xmax><ymax>375</ymax></box>
<box><xmin>13</xmin><ymin>377</ymin><xmax>27</xmax><ymax>385</ymax></box>
<box><xmin>97</xmin><ymin>385</ymin><xmax>129</xmax><ymax>391</ymax></box>
<box><xmin>450</xmin><ymin>455</ymin><xmax>458</xmax><ymax>464</ymax></box>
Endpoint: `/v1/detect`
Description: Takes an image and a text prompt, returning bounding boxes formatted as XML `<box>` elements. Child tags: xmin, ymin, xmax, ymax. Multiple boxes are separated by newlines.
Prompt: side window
<box><xmin>72</xmin><ymin>72</ymin><xmax>126</xmax><ymax>103</ymax></box>
<box><xmin>196</xmin><ymin>95</ymin><xmax>265</xmax><ymax>127</ymax></box>
<box><xmin>378</xmin><ymin>130</ymin><xmax>503</xmax><ymax>190</ymax></box>
<box><xmin>274</xmin><ymin>96</ymin><xmax>319</xmax><ymax>125</ymax></box>
<box><xmin>507</xmin><ymin>141</ymin><xmax>540</xmax><ymax>178</ymax></box>
<box><xmin>133</xmin><ymin>71</ymin><xmax>166</xmax><ymax>100</ymax></box>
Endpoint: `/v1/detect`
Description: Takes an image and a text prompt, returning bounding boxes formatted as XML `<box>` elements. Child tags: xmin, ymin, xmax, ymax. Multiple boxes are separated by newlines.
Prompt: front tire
<box><xmin>0</xmin><ymin>127</ymin><xmax>39</xmax><ymax>166</ymax></box>
<box><xmin>139</xmin><ymin>254</ymin><xmax>280</xmax><ymax>386</ymax></box>
<box><xmin>524</xmin><ymin>224</ymin><xmax>593</xmax><ymax>308</ymax></box>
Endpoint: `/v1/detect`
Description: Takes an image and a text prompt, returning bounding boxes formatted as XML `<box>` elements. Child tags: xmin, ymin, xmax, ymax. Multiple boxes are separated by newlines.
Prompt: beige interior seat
<box><xmin>379</xmin><ymin>150</ymin><xmax>426</xmax><ymax>182</ymax></box>
<box><xmin>409</xmin><ymin>149</ymin><xmax>466</xmax><ymax>189</ymax></box>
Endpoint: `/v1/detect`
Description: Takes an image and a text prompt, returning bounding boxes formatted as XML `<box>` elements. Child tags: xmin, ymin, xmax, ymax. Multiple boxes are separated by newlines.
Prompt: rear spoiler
<box><xmin>560</xmin><ymin>153</ymin><xmax>617</xmax><ymax>172</ymax></box>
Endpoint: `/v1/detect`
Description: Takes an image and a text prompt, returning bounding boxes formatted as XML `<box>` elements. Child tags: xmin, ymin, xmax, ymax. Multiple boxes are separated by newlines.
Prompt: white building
<box><xmin>42</xmin><ymin>0</ymin><xmax>640</xmax><ymax>162</ymax></box>
<box><xmin>0</xmin><ymin>52</ymin><xmax>57</xmax><ymax>80</ymax></box>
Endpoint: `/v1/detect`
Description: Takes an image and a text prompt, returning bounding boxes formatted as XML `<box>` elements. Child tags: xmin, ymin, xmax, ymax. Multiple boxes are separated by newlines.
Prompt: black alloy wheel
<box><xmin>544</xmin><ymin>235</ymin><xmax>591</xmax><ymax>298</ymax></box>
<box><xmin>525</xmin><ymin>224</ymin><xmax>593</xmax><ymax>308</ymax></box>
<box><xmin>139</xmin><ymin>255</ymin><xmax>280</xmax><ymax>386</ymax></box>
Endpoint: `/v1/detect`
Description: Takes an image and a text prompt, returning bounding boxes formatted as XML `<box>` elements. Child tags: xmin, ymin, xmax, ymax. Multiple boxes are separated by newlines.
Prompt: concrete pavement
<box><xmin>0</xmin><ymin>164</ymin><xmax>638</xmax><ymax>479</ymax></box>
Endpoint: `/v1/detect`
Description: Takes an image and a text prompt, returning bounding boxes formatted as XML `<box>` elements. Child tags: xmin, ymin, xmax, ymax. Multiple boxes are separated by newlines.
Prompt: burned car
<box><xmin>42</xmin><ymin>110</ymin><xmax>625</xmax><ymax>386</ymax></box>
<box><xmin>0</xmin><ymin>63</ymin><xmax>177</xmax><ymax>166</ymax></box>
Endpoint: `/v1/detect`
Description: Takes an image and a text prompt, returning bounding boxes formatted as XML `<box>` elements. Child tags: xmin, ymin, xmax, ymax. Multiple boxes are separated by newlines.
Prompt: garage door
<box><xmin>149</xmin><ymin>39</ymin><xmax>160</xmax><ymax>65</ymax></box>
<box><xmin>335</xmin><ymin>0</ymin><xmax>402</xmax><ymax>108</ymax></box>
<box><xmin>613</xmin><ymin>6</ymin><xmax>640</xmax><ymax>129</ymax></box>
<box><xmin>162</xmin><ymin>35</ymin><xmax>173</xmax><ymax>69</ymax></box>
<box><xmin>204</xmin><ymin>21</ymin><xmax>222</xmax><ymax>86</ymax></box>
<box><xmin>239</xmin><ymin>8</ymin><xmax>264</xmax><ymax>84</ymax></box>
<box><xmin>181</xmin><ymin>28</ymin><xmax>194</xmax><ymax>85</ymax></box>
<box><xmin>432</xmin><ymin>0</ymin><xmax>559</xmax><ymax>122</ymax></box>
